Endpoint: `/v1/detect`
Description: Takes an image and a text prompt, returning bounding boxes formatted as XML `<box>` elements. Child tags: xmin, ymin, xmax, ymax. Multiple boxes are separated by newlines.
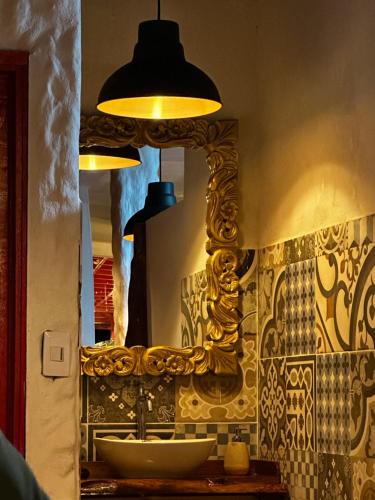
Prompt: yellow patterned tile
<box><xmin>175</xmin><ymin>334</ymin><xmax>257</xmax><ymax>422</ymax></box>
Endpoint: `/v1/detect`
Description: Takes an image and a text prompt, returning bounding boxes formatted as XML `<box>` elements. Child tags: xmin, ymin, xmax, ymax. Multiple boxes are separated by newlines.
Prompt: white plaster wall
<box><xmin>256</xmin><ymin>0</ymin><xmax>375</xmax><ymax>247</ymax></box>
<box><xmin>147</xmin><ymin>149</ymin><xmax>207</xmax><ymax>346</ymax></box>
<box><xmin>0</xmin><ymin>1</ymin><xmax>81</xmax><ymax>498</ymax></box>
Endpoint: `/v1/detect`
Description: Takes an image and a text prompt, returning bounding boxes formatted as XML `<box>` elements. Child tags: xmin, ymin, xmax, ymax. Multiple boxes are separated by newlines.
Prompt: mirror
<box><xmin>80</xmin><ymin>114</ymin><xmax>240</xmax><ymax>376</ymax></box>
<box><xmin>80</xmin><ymin>145</ymin><xmax>186</xmax><ymax>347</ymax></box>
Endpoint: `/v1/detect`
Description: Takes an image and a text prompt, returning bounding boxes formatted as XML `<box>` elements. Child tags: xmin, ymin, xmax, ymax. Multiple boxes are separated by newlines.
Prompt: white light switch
<box><xmin>42</xmin><ymin>331</ymin><xmax>70</xmax><ymax>377</ymax></box>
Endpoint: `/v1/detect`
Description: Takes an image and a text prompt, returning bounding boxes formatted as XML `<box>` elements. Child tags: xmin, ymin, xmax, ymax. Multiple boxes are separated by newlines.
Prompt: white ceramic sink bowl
<box><xmin>94</xmin><ymin>437</ymin><xmax>215</xmax><ymax>479</ymax></box>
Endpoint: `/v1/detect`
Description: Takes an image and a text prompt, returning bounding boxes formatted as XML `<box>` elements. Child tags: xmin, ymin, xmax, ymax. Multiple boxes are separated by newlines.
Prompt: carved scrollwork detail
<box><xmin>80</xmin><ymin>115</ymin><xmax>239</xmax><ymax>376</ymax></box>
<box><xmin>206</xmin><ymin>248</ymin><xmax>240</xmax><ymax>344</ymax></box>
<box><xmin>80</xmin><ymin>114</ymin><xmax>140</xmax><ymax>147</ymax></box>
<box><xmin>81</xmin><ymin>344</ymin><xmax>238</xmax><ymax>376</ymax></box>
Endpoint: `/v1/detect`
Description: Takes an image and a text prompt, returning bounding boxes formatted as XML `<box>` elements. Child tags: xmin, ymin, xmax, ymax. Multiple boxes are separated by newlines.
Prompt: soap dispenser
<box><xmin>223</xmin><ymin>428</ymin><xmax>250</xmax><ymax>475</ymax></box>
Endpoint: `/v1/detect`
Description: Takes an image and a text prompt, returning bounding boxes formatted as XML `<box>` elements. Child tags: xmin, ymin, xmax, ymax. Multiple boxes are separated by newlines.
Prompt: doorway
<box><xmin>0</xmin><ymin>51</ymin><xmax>28</xmax><ymax>454</ymax></box>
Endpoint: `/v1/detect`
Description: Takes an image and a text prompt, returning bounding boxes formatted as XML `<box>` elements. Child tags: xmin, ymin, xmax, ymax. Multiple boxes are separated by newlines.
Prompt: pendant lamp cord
<box><xmin>159</xmin><ymin>148</ymin><xmax>162</xmax><ymax>181</ymax></box>
<box><xmin>157</xmin><ymin>0</ymin><xmax>161</xmax><ymax>20</ymax></box>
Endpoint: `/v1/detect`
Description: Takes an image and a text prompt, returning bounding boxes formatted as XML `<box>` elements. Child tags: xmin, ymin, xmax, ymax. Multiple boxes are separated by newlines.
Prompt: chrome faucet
<box><xmin>136</xmin><ymin>384</ymin><xmax>153</xmax><ymax>440</ymax></box>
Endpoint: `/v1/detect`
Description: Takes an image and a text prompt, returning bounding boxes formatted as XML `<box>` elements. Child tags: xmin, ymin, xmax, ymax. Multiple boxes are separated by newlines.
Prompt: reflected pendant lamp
<box><xmin>97</xmin><ymin>1</ymin><xmax>222</xmax><ymax>120</ymax></box>
<box><xmin>79</xmin><ymin>145</ymin><xmax>141</xmax><ymax>171</ymax></box>
<box><xmin>123</xmin><ymin>182</ymin><xmax>176</xmax><ymax>241</ymax></box>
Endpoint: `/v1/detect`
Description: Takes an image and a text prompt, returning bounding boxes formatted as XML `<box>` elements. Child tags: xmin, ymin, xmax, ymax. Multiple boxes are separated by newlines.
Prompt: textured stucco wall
<box><xmin>0</xmin><ymin>1</ymin><xmax>81</xmax><ymax>498</ymax></box>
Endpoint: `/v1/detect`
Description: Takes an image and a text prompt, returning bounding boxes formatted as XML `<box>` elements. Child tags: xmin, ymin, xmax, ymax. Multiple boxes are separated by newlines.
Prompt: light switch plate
<box><xmin>42</xmin><ymin>330</ymin><xmax>70</xmax><ymax>377</ymax></box>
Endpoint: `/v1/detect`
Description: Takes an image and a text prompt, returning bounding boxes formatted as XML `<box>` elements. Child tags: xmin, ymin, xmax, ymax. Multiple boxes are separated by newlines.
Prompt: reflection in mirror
<box><xmin>147</xmin><ymin>148</ymin><xmax>208</xmax><ymax>347</ymax></box>
<box><xmin>79</xmin><ymin>146</ymin><xmax>186</xmax><ymax>348</ymax></box>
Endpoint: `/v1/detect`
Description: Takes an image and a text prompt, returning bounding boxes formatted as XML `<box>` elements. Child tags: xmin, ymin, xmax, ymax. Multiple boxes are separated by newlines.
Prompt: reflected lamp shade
<box><xmin>79</xmin><ymin>145</ymin><xmax>141</xmax><ymax>171</ymax></box>
<box><xmin>97</xmin><ymin>20</ymin><xmax>222</xmax><ymax>120</ymax></box>
<box><xmin>123</xmin><ymin>182</ymin><xmax>176</xmax><ymax>241</ymax></box>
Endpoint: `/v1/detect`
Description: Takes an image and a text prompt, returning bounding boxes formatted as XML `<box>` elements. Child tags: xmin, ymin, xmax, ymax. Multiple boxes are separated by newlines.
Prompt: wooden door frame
<box><xmin>0</xmin><ymin>51</ymin><xmax>28</xmax><ymax>454</ymax></box>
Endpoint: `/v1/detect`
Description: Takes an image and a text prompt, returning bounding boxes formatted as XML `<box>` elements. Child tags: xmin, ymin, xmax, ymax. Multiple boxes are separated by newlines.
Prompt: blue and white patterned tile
<box><xmin>315</xmin><ymin>223</ymin><xmax>347</xmax><ymax>257</ymax></box>
<box><xmin>238</xmin><ymin>249</ymin><xmax>257</xmax><ymax>338</ymax></box>
<box><xmin>88</xmin><ymin>374</ymin><xmax>175</xmax><ymax>424</ymax></box>
<box><xmin>286</xmin><ymin>356</ymin><xmax>316</xmax><ymax>452</ymax></box>
<box><xmin>317</xmin><ymin>353</ymin><xmax>350</xmax><ymax>454</ymax></box>
<box><xmin>284</xmin><ymin>234</ymin><xmax>315</xmax><ymax>264</ymax></box>
<box><xmin>318</xmin><ymin>453</ymin><xmax>352</xmax><ymax>500</ymax></box>
<box><xmin>285</xmin><ymin>259</ymin><xmax>315</xmax><ymax>355</ymax></box>
<box><xmin>315</xmin><ymin>244</ymin><xmax>375</xmax><ymax>353</ymax></box>
<box><xmin>259</xmin><ymin>357</ymin><xmax>287</xmax><ymax>460</ymax></box>
<box><xmin>174</xmin><ymin>422</ymin><xmax>254</xmax><ymax>460</ymax></box>
<box><xmin>351</xmin><ymin>351</ymin><xmax>375</xmax><ymax>458</ymax></box>
<box><xmin>181</xmin><ymin>270</ymin><xmax>209</xmax><ymax>347</ymax></box>
<box><xmin>283</xmin><ymin>450</ymin><xmax>318</xmax><ymax>500</ymax></box>
<box><xmin>259</xmin><ymin>266</ymin><xmax>286</xmax><ymax>358</ymax></box>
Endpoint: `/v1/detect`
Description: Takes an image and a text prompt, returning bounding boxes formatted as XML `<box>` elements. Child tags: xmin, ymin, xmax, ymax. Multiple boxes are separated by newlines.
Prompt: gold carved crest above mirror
<box><xmin>80</xmin><ymin>114</ymin><xmax>239</xmax><ymax>376</ymax></box>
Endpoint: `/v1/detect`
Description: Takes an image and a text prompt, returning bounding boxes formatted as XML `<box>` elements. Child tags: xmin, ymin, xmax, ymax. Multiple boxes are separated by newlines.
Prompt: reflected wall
<box><xmin>147</xmin><ymin>149</ymin><xmax>207</xmax><ymax>347</ymax></box>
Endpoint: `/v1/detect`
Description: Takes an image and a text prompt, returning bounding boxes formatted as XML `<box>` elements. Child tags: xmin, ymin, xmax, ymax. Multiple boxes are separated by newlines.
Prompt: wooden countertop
<box><xmin>81</xmin><ymin>460</ymin><xmax>289</xmax><ymax>498</ymax></box>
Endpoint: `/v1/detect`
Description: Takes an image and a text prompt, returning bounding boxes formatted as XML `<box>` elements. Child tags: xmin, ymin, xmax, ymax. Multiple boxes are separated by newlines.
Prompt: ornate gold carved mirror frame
<box><xmin>80</xmin><ymin>114</ymin><xmax>239</xmax><ymax>376</ymax></box>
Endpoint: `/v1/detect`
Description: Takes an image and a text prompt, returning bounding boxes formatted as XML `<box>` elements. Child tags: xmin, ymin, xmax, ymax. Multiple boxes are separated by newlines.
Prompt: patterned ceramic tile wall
<box><xmin>259</xmin><ymin>213</ymin><xmax>375</xmax><ymax>500</ymax></box>
<box><xmin>181</xmin><ymin>270</ymin><xmax>209</xmax><ymax>347</ymax></box>
<box><xmin>81</xmin><ymin>213</ymin><xmax>375</xmax><ymax>500</ymax></box>
<box><xmin>174</xmin><ymin>422</ymin><xmax>257</xmax><ymax>460</ymax></box>
<box><xmin>282</xmin><ymin>450</ymin><xmax>318</xmax><ymax>500</ymax></box>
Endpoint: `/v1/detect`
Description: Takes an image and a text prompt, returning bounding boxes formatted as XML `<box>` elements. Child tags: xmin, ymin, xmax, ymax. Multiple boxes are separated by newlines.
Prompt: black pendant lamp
<box><xmin>97</xmin><ymin>1</ymin><xmax>222</xmax><ymax>120</ymax></box>
<box><xmin>79</xmin><ymin>145</ymin><xmax>141</xmax><ymax>171</ymax></box>
<box><xmin>124</xmin><ymin>150</ymin><xmax>176</xmax><ymax>241</ymax></box>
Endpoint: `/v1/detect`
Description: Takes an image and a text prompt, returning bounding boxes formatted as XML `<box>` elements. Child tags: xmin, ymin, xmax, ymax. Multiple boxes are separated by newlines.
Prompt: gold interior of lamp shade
<box><xmin>97</xmin><ymin>95</ymin><xmax>222</xmax><ymax>120</ymax></box>
<box><xmin>79</xmin><ymin>154</ymin><xmax>141</xmax><ymax>171</ymax></box>
<box><xmin>123</xmin><ymin>234</ymin><xmax>134</xmax><ymax>242</ymax></box>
